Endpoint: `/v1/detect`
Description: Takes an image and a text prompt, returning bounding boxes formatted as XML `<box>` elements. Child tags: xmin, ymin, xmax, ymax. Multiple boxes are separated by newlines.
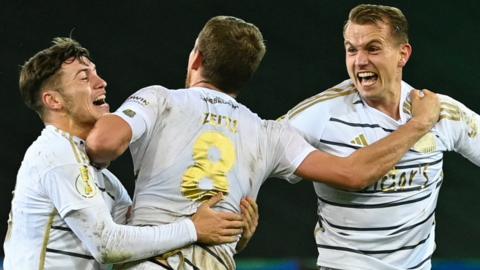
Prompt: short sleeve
<box><xmin>113</xmin><ymin>85</ymin><xmax>168</xmax><ymax>143</ymax></box>
<box><xmin>41</xmin><ymin>164</ymin><xmax>105</xmax><ymax>218</ymax></box>
<box><xmin>282</xmin><ymin>99</ymin><xmax>331</xmax><ymax>147</ymax></box>
<box><xmin>264</xmin><ymin>120</ymin><xmax>315</xmax><ymax>182</ymax></box>
<box><xmin>437</xmin><ymin>95</ymin><xmax>480</xmax><ymax>166</ymax></box>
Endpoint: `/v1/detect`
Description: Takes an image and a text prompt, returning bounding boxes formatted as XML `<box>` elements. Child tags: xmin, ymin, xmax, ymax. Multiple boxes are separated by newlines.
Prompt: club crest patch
<box><xmin>75</xmin><ymin>166</ymin><xmax>97</xmax><ymax>198</ymax></box>
<box><xmin>122</xmin><ymin>109</ymin><xmax>136</xmax><ymax>118</ymax></box>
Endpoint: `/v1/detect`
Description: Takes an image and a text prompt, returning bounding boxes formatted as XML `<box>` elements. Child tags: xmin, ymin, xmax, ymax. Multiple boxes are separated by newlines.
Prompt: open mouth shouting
<box><xmin>93</xmin><ymin>94</ymin><xmax>107</xmax><ymax>106</ymax></box>
<box><xmin>92</xmin><ymin>94</ymin><xmax>109</xmax><ymax>112</ymax></box>
<box><xmin>357</xmin><ymin>72</ymin><xmax>378</xmax><ymax>87</ymax></box>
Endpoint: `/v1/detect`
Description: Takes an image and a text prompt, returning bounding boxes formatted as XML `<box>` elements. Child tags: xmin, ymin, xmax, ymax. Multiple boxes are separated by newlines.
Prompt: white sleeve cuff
<box><xmin>113</xmin><ymin>110</ymin><xmax>147</xmax><ymax>143</ymax></box>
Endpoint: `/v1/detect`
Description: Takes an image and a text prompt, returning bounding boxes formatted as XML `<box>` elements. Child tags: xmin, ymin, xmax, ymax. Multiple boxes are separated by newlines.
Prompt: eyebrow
<box><xmin>344</xmin><ymin>39</ymin><xmax>382</xmax><ymax>47</ymax></box>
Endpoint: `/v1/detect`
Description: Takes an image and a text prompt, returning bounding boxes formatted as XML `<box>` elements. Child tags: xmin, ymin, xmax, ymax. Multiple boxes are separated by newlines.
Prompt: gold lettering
<box><xmin>381</xmin><ymin>175</ymin><xmax>395</xmax><ymax>191</ymax></box>
<box><xmin>408</xmin><ymin>170</ymin><xmax>418</xmax><ymax>185</ymax></box>
<box><xmin>399</xmin><ymin>172</ymin><xmax>407</xmax><ymax>187</ymax></box>
<box><xmin>203</xmin><ymin>113</ymin><xmax>209</xmax><ymax>124</ymax></box>
<box><xmin>202</xmin><ymin>113</ymin><xmax>238</xmax><ymax>133</ymax></box>
<box><xmin>373</xmin><ymin>166</ymin><xmax>432</xmax><ymax>192</ymax></box>
<box><xmin>230</xmin><ymin>119</ymin><xmax>238</xmax><ymax>133</ymax></box>
<box><xmin>210</xmin><ymin>114</ymin><xmax>218</xmax><ymax>126</ymax></box>
<box><xmin>422</xmin><ymin>165</ymin><xmax>429</xmax><ymax>185</ymax></box>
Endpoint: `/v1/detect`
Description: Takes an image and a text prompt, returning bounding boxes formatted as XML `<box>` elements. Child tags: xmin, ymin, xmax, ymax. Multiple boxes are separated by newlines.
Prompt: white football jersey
<box><xmin>3</xmin><ymin>126</ymin><xmax>131</xmax><ymax>270</ymax></box>
<box><xmin>114</xmin><ymin>85</ymin><xmax>315</xmax><ymax>267</ymax></box>
<box><xmin>284</xmin><ymin>80</ymin><xmax>480</xmax><ymax>270</ymax></box>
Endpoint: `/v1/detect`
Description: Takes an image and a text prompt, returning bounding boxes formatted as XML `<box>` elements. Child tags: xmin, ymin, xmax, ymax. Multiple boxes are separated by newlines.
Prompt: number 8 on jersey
<box><xmin>182</xmin><ymin>132</ymin><xmax>236</xmax><ymax>201</ymax></box>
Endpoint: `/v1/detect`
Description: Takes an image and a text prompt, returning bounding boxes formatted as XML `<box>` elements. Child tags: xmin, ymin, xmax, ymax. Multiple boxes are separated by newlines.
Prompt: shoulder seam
<box><xmin>288</xmin><ymin>87</ymin><xmax>357</xmax><ymax>119</ymax></box>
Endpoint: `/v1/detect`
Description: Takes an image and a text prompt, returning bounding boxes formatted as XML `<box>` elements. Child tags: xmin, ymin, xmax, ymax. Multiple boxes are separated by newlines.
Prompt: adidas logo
<box><xmin>351</xmin><ymin>134</ymin><xmax>368</xmax><ymax>146</ymax></box>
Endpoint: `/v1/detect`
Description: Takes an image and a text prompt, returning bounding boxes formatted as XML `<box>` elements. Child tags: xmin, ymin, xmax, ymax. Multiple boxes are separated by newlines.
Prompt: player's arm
<box><xmin>64</xmin><ymin>193</ymin><xmax>244</xmax><ymax>264</ymax></box>
<box><xmin>439</xmin><ymin>95</ymin><xmax>480</xmax><ymax>166</ymax></box>
<box><xmin>235</xmin><ymin>197</ymin><xmax>259</xmax><ymax>253</ymax></box>
<box><xmin>44</xmin><ymin>165</ymin><xmax>244</xmax><ymax>264</ymax></box>
<box><xmin>295</xmin><ymin>89</ymin><xmax>440</xmax><ymax>191</ymax></box>
<box><xmin>86</xmin><ymin>114</ymin><xmax>132</xmax><ymax>166</ymax></box>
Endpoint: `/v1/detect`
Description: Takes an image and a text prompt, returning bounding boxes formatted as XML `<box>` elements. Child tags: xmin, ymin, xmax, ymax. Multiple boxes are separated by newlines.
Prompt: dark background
<box><xmin>1</xmin><ymin>0</ymin><xmax>479</xmax><ymax>261</ymax></box>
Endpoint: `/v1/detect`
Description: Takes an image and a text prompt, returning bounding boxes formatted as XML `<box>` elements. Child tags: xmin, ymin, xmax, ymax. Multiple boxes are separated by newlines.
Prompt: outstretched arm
<box><xmin>65</xmin><ymin>193</ymin><xmax>243</xmax><ymax>264</ymax></box>
<box><xmin>295</xmin><ymin>89</ymin><xmax>440</xmax><ymax>191</ymax></box>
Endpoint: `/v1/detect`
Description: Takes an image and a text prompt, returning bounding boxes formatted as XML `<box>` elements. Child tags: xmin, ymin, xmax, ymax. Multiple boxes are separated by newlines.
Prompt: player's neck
<box><xmin>44</xmin><ymin>115</ymin><xmax>92</xmax><ymax>140</ymax></box>
<box><xmin>190</xmin><ymin>79</ymin><xmax>219</xmax><ymax>91</ymax></box>
<box><xmin>190</xmin><ymin>80</ymin><xmax>237</xmax><ymax>98</ymax></box>
<box><xmin>364</xmin><ymin>90</ymin><xmax>401</xmax><ymax>120</ymax></box>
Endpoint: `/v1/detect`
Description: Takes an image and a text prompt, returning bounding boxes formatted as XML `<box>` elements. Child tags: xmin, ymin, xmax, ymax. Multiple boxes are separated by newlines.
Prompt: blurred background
<box><xmin>1</xmin><ymin>0</ymin><xmax>479</xmax><ymax>269</ymax></box>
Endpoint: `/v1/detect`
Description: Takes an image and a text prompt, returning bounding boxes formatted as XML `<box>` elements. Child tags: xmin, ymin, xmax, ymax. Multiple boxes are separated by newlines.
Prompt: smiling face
<box><xmin>57</xmin><ymin>57</ymin><xmax>109</xmax><ymax>128</ymax></box>
<box><xmin>344</xmin><ymin>21</ymin><xmax>411</xmax><ymax>106</ymax></box>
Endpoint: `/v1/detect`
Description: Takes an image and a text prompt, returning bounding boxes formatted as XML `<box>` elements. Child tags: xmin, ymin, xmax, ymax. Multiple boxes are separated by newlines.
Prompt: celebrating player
<box><xmin>283</xmin><ymin>4</ymin><xmax>480</xmax><ymax>270</ymax></box>
<box><xmin>86</xmin><ymin>16</ymin><xmax>440</xmax><ymax>269</ymax></box>
<box><xmin>3</xmin><ymin>37</ymin><xmax>248</xmax><ymax>270</ymax></box>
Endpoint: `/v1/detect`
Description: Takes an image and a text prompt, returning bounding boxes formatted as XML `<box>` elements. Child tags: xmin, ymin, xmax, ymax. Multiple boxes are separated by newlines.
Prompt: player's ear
<box><xmin>398</xmin><ymin>43</ymin><xmax>412</xmax><ymax>67</ymax></box>
<box><xmin>42</xmin><ymin>89</ymin><xmax>64</xmax><ymax>111</ymax></box>
<box><xmin>191</xmin><ymin>50</ymin><xmax>203</xmax><ymax>70</ymax></box>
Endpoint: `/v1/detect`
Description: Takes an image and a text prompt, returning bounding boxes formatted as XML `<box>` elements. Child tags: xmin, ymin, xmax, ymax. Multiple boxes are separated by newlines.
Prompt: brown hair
<box><xmin>197</xmin><ymin>16</ymin><xmax>266</xmax><ymax>94</ymax></box>
<box><xmin>19</xmin><ymin>37</ymin><xmax>90</xmax><ymax>117</ymax></box>
<box><xmin>344</xmin><ymin>4</ymin><xmax>409</xmax><ymax>44</ymax></box>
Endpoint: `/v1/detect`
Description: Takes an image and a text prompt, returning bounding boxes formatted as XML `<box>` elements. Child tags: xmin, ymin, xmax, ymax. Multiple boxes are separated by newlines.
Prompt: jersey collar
<box><xmin>45</xmin><ymin>125</ymin><xmax>87</xmax><ymax>152</ymax></box>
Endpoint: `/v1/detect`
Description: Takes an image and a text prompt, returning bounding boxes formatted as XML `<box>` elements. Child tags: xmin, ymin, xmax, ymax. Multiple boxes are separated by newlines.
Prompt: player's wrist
<box><xmin>408</xmin><ymin>117</ymin><xmax>432</xmax><ymax>133</ymax></box>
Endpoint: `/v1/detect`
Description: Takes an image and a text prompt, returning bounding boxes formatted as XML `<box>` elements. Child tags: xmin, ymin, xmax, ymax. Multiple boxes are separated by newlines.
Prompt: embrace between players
<box><xmin>5</xmin><ymin>4</ymin><xmax>480</xmax><ymax>270</ymax></box>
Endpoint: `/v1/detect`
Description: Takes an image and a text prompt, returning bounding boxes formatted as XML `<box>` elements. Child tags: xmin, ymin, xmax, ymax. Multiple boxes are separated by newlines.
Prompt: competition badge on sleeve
<box><xmin>122</xmin><ymin>109</ymin><xmax>136</xmax><ymax>118</ymax></box>
<box><xmin>75</xmin><ymin>165</ymin><xmax>97</xmax><ymax>198</ymax></box>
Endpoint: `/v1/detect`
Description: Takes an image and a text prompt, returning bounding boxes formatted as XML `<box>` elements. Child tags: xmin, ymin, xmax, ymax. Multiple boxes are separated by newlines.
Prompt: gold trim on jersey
<box><xmin>467</xmin><ymin>115</ymin><xmax>479</xmax><ymax>139</ymax></box>
<box><xmin>413</xmin><ymin>132</ymin><xmax>437</xmax><ymax>153</ymax></box>
<box><xmin>5</xmin><ymin>210</ymin><xmax>13</xmax><ymax>242</ymax></box>
<box><xmin>55</xmin><ymin>127</ymin><xmax>89</xmax><ymax>164</ymax></box>
<box><xmin>5</xmin><ymin>191</ymin><xmax>15</xmax><ymax>242</ymax></box>
<box><xmin>405</xmin><ymin>100</ymin><xmax>463</xmax><ymax>122</ymax></box>
<box><xmin>439</xmin><ymin>101</ymin><xmax>479</xmax><ymax>138</ymax></box>
<box><xmin>69</xmin><ymin>137</ymin><xmax>82</xmax><ymax>163</ymax></box>
<box><xmin>276</xmin><ymin>115</ymin><xmax>286</xmax><ymax>121</ymax></box>
<box><xmin>285</xmin><ymin>86</ymin><xmax>357</xmax><ymax>119</ymax></box>
<box><xmin>291</xmin><ymin>87</ymin><xmax>348</xmax><ymax>111</ymax></box>
<box><xmin>56</xmin><ymin>128</ymin><xmax>98</xmax><ymax>198</ymax></box>
<box><xmin>68</xmin><ymin>136</ymin><xmax>89</xmax><ymax>164</ymax></box>
<box><xmin>439</xmin><ymin>102</ymin><xmax>461</xmax><ymax>121</ymax></box>
<box><xmin>39</xmin><ymin>210</ymin><xmax>56</xmax><ymax>270</ymax></box>
<box><xmin>403</xmin><ymin>100</ymin><xmax>412</xmax><ymax>115</ymax></box>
